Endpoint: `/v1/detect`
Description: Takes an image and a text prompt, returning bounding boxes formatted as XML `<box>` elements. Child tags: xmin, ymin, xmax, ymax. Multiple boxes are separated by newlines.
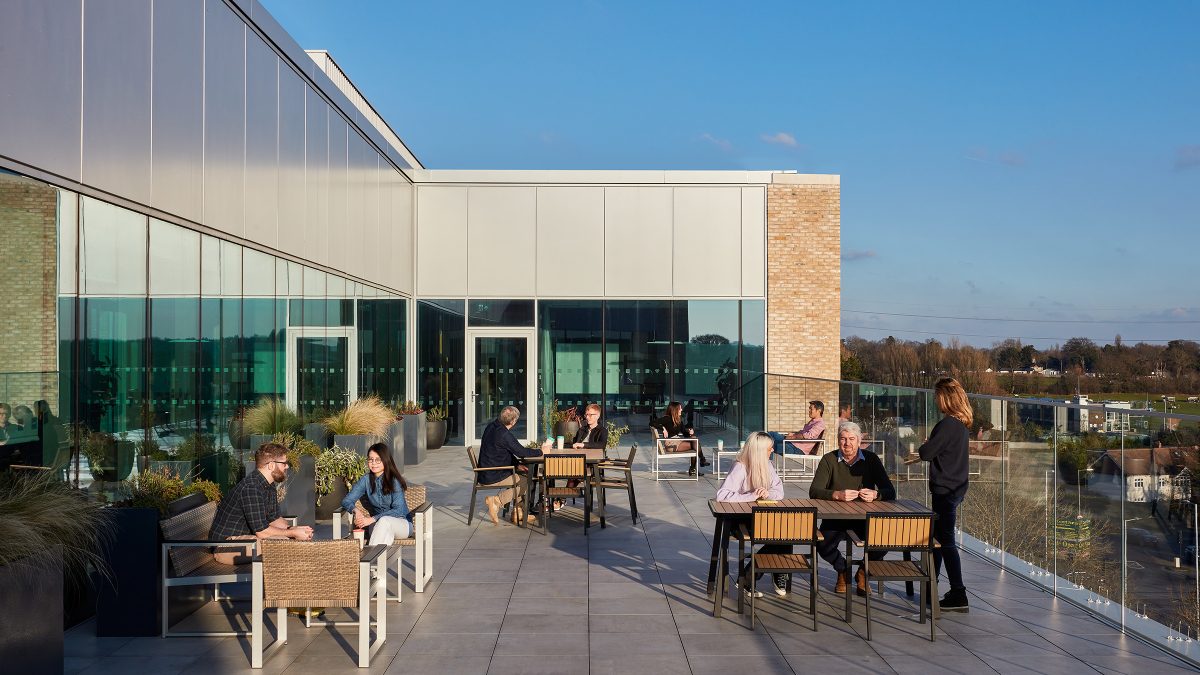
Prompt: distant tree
<box><xmin>1062</xmin><ymin>337</ymin><xmax>1101</xmax><ymax>373</ymax></box>
<box><xmin>690</xmin><ymin>334</ymin><xmax>730</xmax><ymax>345</ymax></box>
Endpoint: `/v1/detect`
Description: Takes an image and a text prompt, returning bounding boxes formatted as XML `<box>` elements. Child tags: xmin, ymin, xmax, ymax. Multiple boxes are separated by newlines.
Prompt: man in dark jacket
<box><xmin>810</xmin><ymin>421</ymin><xmax>896</xmax><ymax>596</ymax></box>
<box><xmin>479</xmin><ymin>406</ymin><xmax>544</xmax><ymax>525</ymax></box>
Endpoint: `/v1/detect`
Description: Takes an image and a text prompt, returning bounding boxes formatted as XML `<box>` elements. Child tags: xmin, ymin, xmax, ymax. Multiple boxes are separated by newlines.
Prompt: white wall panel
<box><xmin>202</xmin><ymin>0</ymin><xmax>245</xmax><ymax>237</ymax></box>
<box><xmin>151</xmin><ymin>0</ymin><xmax>203</xmax><ymax>221</ymax></box>
<box><xmin>277</xmin><ymin>64</ymin><xmax>306</xmax><ymax>256</ymax></box>
<box><xmin>467</xmin><ymin>187</ymin><xmax>536</xmax><ymax>296</ymax></box>
<box><xmin>327</xmin><ymin>115</ymin><xmax>348</xmax><ymax>272</ymax></box>
<box><xmin>346</xmin><ymin>135</ymin><xmax>368</xmax><ymax>277</ymax></box>
<box><xmin>361</xmin><ymin>154</ymin><xmax>380</xmax><ymax>284</ymax></box>
<box><xmin>244</xmin><ymin>35</ymin><xmax>278</xmax><ymax>249</ymax></box>
<box><xmin>415</xmin><ymin>186</ymin><xmax>467</xmax><ymax>296</ymax></box>
<box><xmin>391</xmin><ymin>178</ymin><xmax>415</xmax><ymax>295</ymax></box>
<box><xmin>82</xmin><ymin>0</ymin><xmax>152</xmax><ymax>204</ymax></box>
<box><xmin>741</xmin><ymin>186</ymin><xmax>766</xmax><ymax>297</ymax></box>
<box><xmin>604</xmin><ymin>187</ymin><xmax>672</xmax><ymax>296</ymax></box>
<box><xmin>672</xmin><ymin>187</ymin><xmax>741</xmax><ymax>296</ymax></box>
<box><xmin>303</xmin><ymin>88</ymin><xmax>328</xmax><ymax>265</ymax></box>
<box><xmin>536</xmin><ymin>187</ymin><xmax>604</xmax><ymax>297</ymax></box>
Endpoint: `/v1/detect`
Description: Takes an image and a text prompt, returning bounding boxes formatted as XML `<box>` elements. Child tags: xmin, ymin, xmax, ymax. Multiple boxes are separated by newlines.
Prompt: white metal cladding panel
<box><xmin>741</xmin><ymin>186</ymin><xmax>766</xmax><ymax>296</ymax></box>
<box><xmin>467</xmin><ymin>186</ymin><xmax>536</xmax><ymax>296</ymax></box>
<box><xmin>0</xmin><ymin>0</ymin><xmax>82</xmax><ymax>181</ymax></box>
<box><xmin>244</xmin><ymin>34</ymin><xmax>279</xmax><ymax>250</ymax></box>
<box><xmin>415</xmin><ymin>186</ymin><xmax>468</xmax><ymax>295</ymax></box>
<box><xmin>346</xmin><ymin>134</ymin><xmax>369</xmax><ymax>277</ymax></box>
<box><xmin>277</xmin><ymin>64</ymin><xmax>306</xmax><ymax>256</ymax></box>
<box><xmin>202</xmin><ymin>0</ymin><xmax>245</xmax><ymax>237</ymax></box>
<box><xmin>535</xmin><ymin>187</ymin><xmax>604</xmax><ymax>297</ymax></box>
<box><xmin>672</xmin><ymin>187</ymin><xmax>742</xmax><ymax>296</ymax></box>
<box><xmin>390</xmin><ymin>177</ymin><xmax>415</xmax><ymax>295</ymax></box>
<box><xmin>303</xmin><ymin>89</ymin><xmax>328</xmax><ymax>265</ymax></box>
<box><xmin>326</xmin><ymin>116</ymin><xmax>348</xmax><ymax>272</ymax></box>
<box><xmin>604</xmin><ymin>187</ymin><xmax>672</xmax><ymax>296</ymax></box>
<box><xmin>81</xmin><ymin>0</ymin><xmax>152</xmax><ymax>205</ymax></box>
<box><xmin>361</xmin><ymin>153</ymin><xmax>380</xmax><ymax>283</ymax></box>
<box><xmin>150</xmin><ymin>0</ymin><xmax>204</xmax><ymax>222</ymax></box>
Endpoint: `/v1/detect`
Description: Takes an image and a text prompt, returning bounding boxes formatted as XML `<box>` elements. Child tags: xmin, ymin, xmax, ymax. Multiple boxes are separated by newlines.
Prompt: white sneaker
<box><xmin>773</xmin><ymin>575</ymin><xmax>789</xmax><ymax>597</ymax></box>
<box><xmin>742</xmin><ymin>586</ymin><xmax>764</xmax><ymax>599</ymax></box>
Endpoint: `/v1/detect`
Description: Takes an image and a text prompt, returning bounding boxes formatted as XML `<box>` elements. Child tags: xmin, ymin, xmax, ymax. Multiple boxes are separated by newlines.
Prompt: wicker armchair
<box><xmin>251</xmin><ymin>540</ymin><xmax>387</xmax><ymax>668</ymax></box>
<box><xmin>333</xmin><ymin>484</ymin><xmax>434</xmax><ymax>600</ymax></box>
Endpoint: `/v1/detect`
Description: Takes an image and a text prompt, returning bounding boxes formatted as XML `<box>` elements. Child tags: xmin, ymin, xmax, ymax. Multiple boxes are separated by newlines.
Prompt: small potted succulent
<box><xmin>425</xmin><ymin>405</ymin><xmax>448</xmax><ymax>450</ymax></box>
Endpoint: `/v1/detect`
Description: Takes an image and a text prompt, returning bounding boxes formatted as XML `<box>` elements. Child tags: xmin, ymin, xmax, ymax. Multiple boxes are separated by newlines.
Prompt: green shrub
<box><xmin>129</xmin><ymin>466</ymin><xmax>222</xmax><ymax>517</ymax></box>
<box><xmin>315</xmin><ymin>446</ymin><xmax>369</xmax><ymax>506</ymax></box>
<box><xmin>243</xmin><ymin>397</ymin><xmax>302</xmax><ymax>436</ymax></box>
<box><xmin>323</xmin><ymin>397</ymin><xmax>394</xmax><ymax>436</ymax></box>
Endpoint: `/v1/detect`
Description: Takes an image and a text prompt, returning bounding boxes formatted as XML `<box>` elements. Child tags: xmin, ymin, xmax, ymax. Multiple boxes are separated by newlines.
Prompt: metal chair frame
<box><xmin>776</xmin><ymin>437</ymin><xmax>825</xmax><ymax>483</ymax></box>
<box><xmin>848</xmin><ymin>512</ymin><xmax>939</xmax><ymax>641</ymax></box>
<box><xmin>594</xmin><ymin>444</ymin><xmax>639</xmax><ymax>526</ymax></box>
<box><xmin>467</xmin><ymin>446</ymin><xmax>523</xmax><ymax>527</ymax></box>
<box><xmin>743</xmin><ymin>506</ymin><xmax>822</xmax><ymax>631</ymax></box>
<box><xmin>651</xmin><ymin>427</ymin><xmax>699</xmax><ymax>481</ymax></box>
<box><xmin>535</xmin><ymin>453</ymin><xmax>592</xmax><ymax>535</ymax></box>
<box><xmin>333</xmin><ymin>485</ymin><xmax>434</xmax><ymax>601</ymax></box>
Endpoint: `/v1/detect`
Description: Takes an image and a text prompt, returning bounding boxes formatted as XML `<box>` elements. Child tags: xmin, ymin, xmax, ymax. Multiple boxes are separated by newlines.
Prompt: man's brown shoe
<box><xmin>485</xmin><ymin>496</ymin><xmax>501</xmax><ymax>526</ymax></box>
<box><xmin>855</xmin><ymin>567</ymin><xmax>869</xmax><ymax>597</ymax></box>
<box><xmin>834</xmin><ymin>569</ymin><xmax>850</xmax><ymax>594</ymax></box>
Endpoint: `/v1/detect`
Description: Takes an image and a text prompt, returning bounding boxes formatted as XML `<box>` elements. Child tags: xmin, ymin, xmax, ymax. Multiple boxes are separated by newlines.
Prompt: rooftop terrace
<box><xmin>64</xmin><ymin>446</ymin><xmax>1197</xmax><ymax>675</ymax></box>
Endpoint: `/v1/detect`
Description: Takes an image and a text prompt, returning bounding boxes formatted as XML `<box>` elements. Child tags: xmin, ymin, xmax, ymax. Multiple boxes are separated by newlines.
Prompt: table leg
<box><xmin>706</xmin><ymin>516</ymin><xmax>724</xmax><ymax>596</ymax></box>
<box><xmin>844</xmin><ymin>536</ymin><xmax>853</xmax><ymax>622</ymax></box>
<box><xmin>904</xmin><ymin>551</ymin><xmax>914</xmax><ymax>596</ymax></box>
<box><xmin>713</xmin><ymin>518</ymin><xmax>731</xmax><ymax>618</ymax></box>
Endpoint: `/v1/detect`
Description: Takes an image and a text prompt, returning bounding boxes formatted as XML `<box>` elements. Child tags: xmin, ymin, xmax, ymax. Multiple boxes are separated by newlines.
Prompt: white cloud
<box><xmin>760</xmin><ymin>131</ymin><xmax>797</xmax><ymax>147</ymax></box>
<box><xmin>700</xmin><ymin>133</ymin><xmax>733</xmax><ymax>152</ymax></box>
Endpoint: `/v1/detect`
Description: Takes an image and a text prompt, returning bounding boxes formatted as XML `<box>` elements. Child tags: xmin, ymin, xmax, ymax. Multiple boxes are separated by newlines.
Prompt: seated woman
<box><xmin>715</xmin><ymin>431</ymin><xmax>789</xmax><ymax>597</ymax></box>
<box><xmin>651</xmin><ymin>401</ymin><xmax>709</xmax><ymax>475</ymax></box>
<box><xmin>571</xmin><ymin>403</ymin><xmax>608</xmax><ymax>449</ymax></box>
<box><xmin>341</xmin><ymin>442</ymin><xmax>412</xmax><ymax>546</ymax></box>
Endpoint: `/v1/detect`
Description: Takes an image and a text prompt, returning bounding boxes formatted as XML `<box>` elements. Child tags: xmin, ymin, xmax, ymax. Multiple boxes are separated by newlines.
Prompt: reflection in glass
<box><xmin>467</xmin><ymin>299</ymin><xmax>535</xmax><ymax>327</ymax></box>
<box><xmin>538</xmin><ymin>301</ymin><xmax>603</xmax><ymax>437</ymax></box>
<box><xmin>474</xmin><ymin>337</ymin><xmax>528</xmax><ymax>440</ymax></box>
<box><xmin>672</xmin><ymin>300</ymin><xmax>739</xmax><ymax>447</ymax></box>
<box><xmin>149</xmin><ymin>299</ymin><xmax>200</xmax><ymax>454</ymax></box>
<box><xmin>80</xmin><ymin>298</ymin><xmax>146</xmax><ymax>442</ymax></box>
<box><xmin>295</xmin><ymin>335</ymin><xmax>350</xmax><ymax>415</ymax></box>
<box><xmin>605</xmin><ymin>301</ymin><xmax>673</xmax><ymax>431</ymax></box>
<box><xmin>358</xmin><ymin>298</ymin><xmax>406</xmax><ymax>404</ymax></box>
<box><xmin>417</xmin><ymin>300</ymin><xmax>465</xmax><ymax>445</ymax></box>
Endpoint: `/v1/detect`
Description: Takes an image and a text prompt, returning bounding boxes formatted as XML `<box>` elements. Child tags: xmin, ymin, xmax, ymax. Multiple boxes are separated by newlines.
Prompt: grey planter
<box><xmin>304</xmin><ymin>423</ymin><xmax>332</xmax><ymax>449</ymax></box>
<box><xmin>334</xmin><ymin>434</ymin><xmax>376</xmax><ymax>457</ymax></box>
<box><xmin>0</xmin><ymin>547</ymin><xmax>62</xmax><ymax>672</ymax></box>
<box><xmin>399</xmin><ymin>415</ymin><xmax>427</xmax><ymax>466</ymax></box>
<box><xmin>426</xmin><ymin>419</ymin><xmax>447</xmax><ymax>450</ymax></box>
<box><xmin>279</xmin><ymin>454</ymin><xmax>316</xmax><ymax>526</ymax></box>
<box><xmin>316</xmin><ymin>477</ymin><xmax>349</xmax><ymax>521</ymax></box>
<box><xmin>248</xmin><ymin>434</ymin><xmax>274</xmax><ymax>452</ymax></box>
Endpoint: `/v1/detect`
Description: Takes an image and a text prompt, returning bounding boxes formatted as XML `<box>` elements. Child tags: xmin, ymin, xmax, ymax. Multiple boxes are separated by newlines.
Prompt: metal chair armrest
<box><xmin>847</xmin><ymin>530</ymin><xmax>864</xmax><ymax>547</ymax></box>
<box><xmin>411</xmin><ymin>501</ymin><xmax>433</xmax><ymax>514</ymax></box>
<box><xmin>360</xmin><ymin>544</ymin><xmax>387</xmax><ymax>564</ymax></box>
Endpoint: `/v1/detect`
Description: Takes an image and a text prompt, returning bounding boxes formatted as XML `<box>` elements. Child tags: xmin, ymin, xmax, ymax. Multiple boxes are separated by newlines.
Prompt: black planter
<box><xmin>399</xmin><ymin>415</ymin><xmax>426</xmax><ymax>466</ymax></box>
<box><xmin>228</xmin><ymin>418</ymin><xmax>250</xmax><ymax>450</ymax></box>
<box><xmin>554</xmin><ymin>421</ymin><xmax>579</xmax><ymax>442</ymax></box>
<box><xmin>89</xmin><ymin>439</ymin><xmax>136</xmax><ymax>482</ymax></box>
<box><xmin>198</xmin><ymin>451</ymin><xmax>234</xmax><ymax>493</ymax></box>
<box><xmin>304</xmin><ymin>423</ymin><xmax>333</xmax><ymax>449</ymax></box>
<box><xmin>426</xmin><ymin>419</ymin><xmax>447</xmax><ymax>450</ymax></box>
<box><xmin>96</xmin><ymin>508</ymin><xmax>160</xmax><ymax>637</ymax></box>
<box><xmin>280</xmin><ymin>454</ymin><xmax>316</xmax><ymax>527</ymax></box>
<box><xmin>0</xmin><ymin>547</ymin><xmax>63</xmax><ymax>673</ymax></box>
<box><xmin>316</xmin><ymin>478</ymin><xmax>349</xmax><ymax>521</ymax></box>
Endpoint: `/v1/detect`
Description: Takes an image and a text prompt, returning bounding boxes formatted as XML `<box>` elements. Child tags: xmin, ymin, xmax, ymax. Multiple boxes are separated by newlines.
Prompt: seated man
<box><xmin>209</xmin><ymin>441</ymin><xmax>313</xmax><ymax>565</ymax></box>
<box><xmin>479</xmin><ymin>406</ymin><xmax>544</xmax><ymax>525</ymax></box>
<box><xmin>768</xmin><ymin>400</ymin><xmax>826</xmax><ymax>456</ymax></box>
<box><xmin>809</xmin><ymin>421</ymin><xmax>896</xmax><ymax>596</ymax></box>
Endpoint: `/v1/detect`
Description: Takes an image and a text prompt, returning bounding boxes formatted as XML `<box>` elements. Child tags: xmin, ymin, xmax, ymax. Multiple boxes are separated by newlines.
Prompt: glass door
<box><xmin>466</xmin><ymin>330</ymin><xmax>535</xmax><ymax>445</ymax></box>
<box><xmin>286</xmin><ymin>327</ymin><xmax>357</xmax><ymax>417</ymax></box>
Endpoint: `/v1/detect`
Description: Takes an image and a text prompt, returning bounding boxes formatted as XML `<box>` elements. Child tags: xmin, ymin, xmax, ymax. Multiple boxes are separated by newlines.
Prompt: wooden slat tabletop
<box><xmin>708</xmin><ymin>498</ymin><xmax>927</xmax><ymax>519</ymax></box>
<box><xmin>521</xmin><ymin>448</ymin><xmax>607</xmax><ymax>464</ymax></box>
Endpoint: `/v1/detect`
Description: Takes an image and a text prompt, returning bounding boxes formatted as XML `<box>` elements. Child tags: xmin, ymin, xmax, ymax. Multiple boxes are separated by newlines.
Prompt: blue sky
<box><xmin>262</xmin><ymin>0</ymin><xmax>1200</xmax><ymax>349</ymax></box>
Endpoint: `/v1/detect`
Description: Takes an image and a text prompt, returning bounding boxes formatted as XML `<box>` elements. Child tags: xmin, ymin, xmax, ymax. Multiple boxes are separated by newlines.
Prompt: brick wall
<box><xmin>0</xmin><ymin>173</ymin><xmax>60</xmax><ymax>408</ymax></box>
<box><xmin>765</xmin><ymin>177</ymin><xmax>840</xmax><ymax>432</ymax></box>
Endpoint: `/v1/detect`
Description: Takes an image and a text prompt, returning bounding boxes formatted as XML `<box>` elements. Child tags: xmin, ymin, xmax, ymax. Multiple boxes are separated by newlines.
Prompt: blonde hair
<box><xmin>737</xmin><ymin>432</ymin><xmax>775</xmax><ymax>493</ymax></box>
<box><xmin>935</xmin><ymin>377</ymin><xmax>973</xmax><ymax>428</ymax></box>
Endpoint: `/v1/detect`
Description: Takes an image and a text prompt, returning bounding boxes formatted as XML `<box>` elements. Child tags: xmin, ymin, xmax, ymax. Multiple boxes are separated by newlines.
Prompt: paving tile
<box><xmin>500</xmin><ymin>613</ymin><xmax>590</xmax><ymax>634</ymax></box>
<box><xmin>785</xmin><ymin>653</ymin><xmax>896</xmax><ymax>673</ymax></box>
<box><xmin>881</xmin><ymin>654</ymin><xmax>994</xmax><ymax>675</ymax></box>
<box><xmin>485</xmin><ymin>654</ymin><xmax>590</xmax><ymax>675</ymax></box>
<box><xmin>590</xmin><ymin>654</ymin><xmax>693</xmax><ymax>675</ymax></box>
<box><xmin>588</xmin><ymin>596</ymin><xmax>673</xmax><ymax>615</ymax></box>
<box><xmin>510</xmin><ymin>581</ymin><xmax>589</xmax><ymax>598</ymax></box>
<box><xmin>686</xmin><ymin>653</ymin><xmax>794</xmax><ymax>674</ymax></box>
<box><xmin>76</xmin><ymin>656</ymin><xmax>199</xmax><ymax>674</ymax></box>
<box><xmin>588</xmin><ymin>632</ymin><xmax>686</xmax><ymax>656</ymax></box>
<box><xmin>491</xmin><ymin>633</ymin><xmax>589</xmax><ymax>656</ymax></box>
<box><xmin>395</xmin><ymin>632</ymin><xmax>498</xmax><ymax>656</ymax></box>
<box><xmin>507</xmin><ymin>597</ymin><xmax>588</xmax><ymax>615</ymax></box>
<box><xmin>409</xmin><ymin>611</ymin><xmax>504</xmax><ymax>634</ymax></box>
<box><xmin>680</xmin><ymin>633</ymin><xmax>780</xmax><ymax>656</ymax></box>
<box><xmin>588</xmin><ymin>614</ymin><xmax>680</xmax><ymax>633</ymax></box>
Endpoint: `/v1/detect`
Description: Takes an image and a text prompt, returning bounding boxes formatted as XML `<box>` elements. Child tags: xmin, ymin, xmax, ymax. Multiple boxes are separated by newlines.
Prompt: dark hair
<box><xmin>254</xmin><ymin>442</ymin><xmax>288</xmax><ymax>467</ymax></box>
<box><xmin>809</xmin><ymin>400</ymin><xmax>825</xmax><ymax>415</ymax></box>
<box><xmin>367</xmin><ymin>442</ymin><xmax>407</xmax><ymax>494</ymax></box>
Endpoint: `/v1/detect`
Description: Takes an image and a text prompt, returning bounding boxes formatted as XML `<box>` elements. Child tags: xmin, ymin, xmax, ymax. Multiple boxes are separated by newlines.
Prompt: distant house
<box><xmin>1091</xmin><ymin>446</ymin><xmax>1192</xmax><ymax>503</ymax></box>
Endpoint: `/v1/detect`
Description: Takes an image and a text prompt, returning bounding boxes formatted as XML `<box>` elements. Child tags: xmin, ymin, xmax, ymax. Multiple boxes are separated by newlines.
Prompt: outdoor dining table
<box><xmin>706</xmin><ymin>498</ymin><xmax>930</xmax><ymax>619</ymax></box>
<box><xmin>519</xmin><ymin>448</ymin><xmax>611</xmax><ymax>529</ymax></box>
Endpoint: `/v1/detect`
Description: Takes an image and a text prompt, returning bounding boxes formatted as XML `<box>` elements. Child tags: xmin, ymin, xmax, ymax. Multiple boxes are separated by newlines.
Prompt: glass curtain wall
<box><xmin>417</xmin><ymin>300</ymin><xmax>465</xmax><ymax>445</ymax></box>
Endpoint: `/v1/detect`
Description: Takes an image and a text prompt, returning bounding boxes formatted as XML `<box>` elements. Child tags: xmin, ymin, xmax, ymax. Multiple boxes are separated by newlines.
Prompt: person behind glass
<box><xmin>209</xmin><ymin>442</ymin><xmax>313</xmax><ymax>565</ymax></box>
<box><xmin>912</xmin><ymin>377</ymin><xmax>972</xmax><ymax>612</ymax></box>
<box><xmin>809</xmin><ymin>421</ymin><xmax>895</xmax><ymax>596</ymax></box>
<box><xmin>7</xmin><ymin>404</ymin><xmax>38</xmax><ymax>465</ymax></box>
<box><xmin>652</xmin><ymin>401</ymin><xmax>708</xmax><ymax>475</ymax></box>
<box><xmin>479</xmin><ymin>405</ymin><xmax>544</xmax><ymax>526</ymax></box>
<box><xmin>0</xmin><ymin>403</ymin><xmax>15</xmax><ymax>469</ymax></box>
<box><xmin>571</xmin><ymin>403</ymin><xmax>608</xmax><ymax>450</ymax></box>
<box><xmin>716</xmin><ymin>431</ymin><xmax>790</xmax><ymax>598</ymax></box>
<box><xmin>767</xmin><ymin>400</ymin><xmax>826</xmax><ymax>457</ymax></box>
<box><xmin>341</xmin><ymin>443</ymin><xmax>412</xmax><ymax>547</ymax></box>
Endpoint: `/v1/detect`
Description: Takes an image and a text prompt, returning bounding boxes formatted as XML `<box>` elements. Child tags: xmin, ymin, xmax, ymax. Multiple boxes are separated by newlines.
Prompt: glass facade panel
<box><xmin>81</xmin><ymin>196</ymin><xmax>147</xmax><ymax>296</ymax></box>
<box><xmin>473</xmin><ymin>336</ymin><xmax>528</xmax><ymax>439</ymax></box>
<box><xmin>80</xmin><ymin>297</ymin><xmax>147</xmax><ymax>440</ymax></box>
<box><xmin>672</xmin><ymin>300</ymin><xmax>739</xmax><ymax>447</ymax></box>
<box><xmin>358</xmin><ymin>298</ymin><xmax>406</xmax><ymax>404</ymax></box>
<box><xmin>467</xmin><ymin>299</ymin><xmax>535</xmax><ymax>327</ymax></box>
<box><xmin>538</xmin><ymin>301</ymin><xmax>604</xmax><ymax>437</ymax></box>
<box><xmin>149</xmin><ymin>298</ymin><xmax>199</xmax><ymax>457</ymax></box>
<box><xmin>149</xmin><ymin>219</ymin><xmax>199</xmax><ymax>295</ymax></box>
<box><xmin>418</xmin><ymin>300</ymin><xmax>465</xmax><ymax>445</ymax></box>
<box><xmin>740</xmin><ymin>299</ymin><xmax>765</xmax><ymax>434</ymax></box>
<box><xmin>605</xmin><ymin>301</ymin><xmax>673</xmax><ymax>434</ymax></box>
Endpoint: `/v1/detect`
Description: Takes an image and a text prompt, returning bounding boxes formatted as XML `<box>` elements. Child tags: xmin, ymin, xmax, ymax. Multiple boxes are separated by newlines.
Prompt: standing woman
<box><xmin>916</xmin><ymin>377</ymin><xmax>972</xmax><ymax>612</ymax></box>
<box><xmin>652</xmin><ymin>401</ymin><xmax>710</xmax><ymax>475</ymax></box>
<box><xmin>342</xmin><ymin>443</ymin><xmax>412</xmax><ymax>546</ymax></box>
<box><xmin>715</xmin><ymin>431</ymin><xmax>789</xmax><ymax>597</ymax></box>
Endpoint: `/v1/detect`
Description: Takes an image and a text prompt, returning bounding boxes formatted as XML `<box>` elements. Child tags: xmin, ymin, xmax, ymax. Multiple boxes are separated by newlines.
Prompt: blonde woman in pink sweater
<box><xmin>716</xmin><ymin>431</ymin><xmax>788</xmax><ymax>597</ymax></box>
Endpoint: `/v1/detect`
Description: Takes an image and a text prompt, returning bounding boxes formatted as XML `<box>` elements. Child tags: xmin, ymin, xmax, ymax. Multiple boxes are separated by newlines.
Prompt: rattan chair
<box><xmin>535</xmin><ymin>454</ymin><xmax>591</xmax><ymax>535</ymax></box>
<box><xmin>650</xmin><ymin>426</ymin><xmax>699</xmax><ymax>481</ymax></box>
<box><xmin>333</xmin><ymin>484</ymin><xmax>434</xmax><ymax>601</ymax></box>
<box><xmin>848</xmin><ymin>513</ymin><xmax>939</xmax><ymax>641</ymax></box>
<box><xmin>251</xmin><ymin>539</ymin><xmax>387</xmax><ymax>668</ymax></box>
<box><xmin>467</xmin><ymin>446</ymin><xmax>522</xmax><ymax>526</ymax></box>
<box><xmin>593</xmin><ymin>444</ymin><xmax>639</xmax><ymax>526</ymax></box>
<box><xmin>743</xmin><ymin>506</ymin><xmax>822</xmax><ymax>630</ymax></box>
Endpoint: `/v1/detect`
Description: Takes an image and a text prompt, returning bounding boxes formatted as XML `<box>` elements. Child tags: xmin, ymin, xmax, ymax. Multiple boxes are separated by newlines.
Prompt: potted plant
<box><xmin>606</xmin><ymin>422</ymin><xmax>631</xmax><ymax>450</ymax></box>
<box><xmin>394</xmin><ymin>400</ymin><xmax>427</xmax><ymax>466</ymax></box>
<box><xmin>546</xmin><ymin>401</ymin><xmax>581</xmax><ymax>442</ymax></box>
<box><xmin>147</xmin><ymin>432</ymin><xmax>207</xmax><ymax>484</ymax></box>
<box><xmin>243</xmin><ymin>397</ymin><xmax>302</xmax><ymax>450</ymax></box>
<box><xmin>0</xmin><ymin>471</ymin><xmax>112</xmax><ymax>670</ymax></box>
<box><xmin>425</xmin><ymin>406</ymin><xmax>448</xmax><ymax>450</ymax></box>
<box><xmin>79</xmin><ymin>428</ymin><xmax>135</xmax><ymax>484</ymax></box>
<box><xmin>324</xmin><ymin>396</ymin><xmax>396</xmax><ymax>458</ymax></box>
<box><xmin>302</xmin><ymin>406</ymin><xmax>334</xmax><ymax>449</ymax></box>
<box><xmin>314</xmin><ymin>445</ymin><xmax>369</xmax><ymax>521</ymax></box>
<box><xmin>226</xmin><ymin>408</ymin><xmax>250</xmax><ymax>451</ymax></box>
<box><xmin>269</xmin><ymin>432</ymin><xmax>321</xmax><ymax>526</ymax></box>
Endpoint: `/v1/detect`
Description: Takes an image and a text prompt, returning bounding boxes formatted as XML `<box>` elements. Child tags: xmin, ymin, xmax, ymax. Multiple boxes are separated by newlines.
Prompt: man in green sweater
<box><xmin>809</xmin><ymin>421</ymin><xmax>896</xmax><ymax>595</ymax></box>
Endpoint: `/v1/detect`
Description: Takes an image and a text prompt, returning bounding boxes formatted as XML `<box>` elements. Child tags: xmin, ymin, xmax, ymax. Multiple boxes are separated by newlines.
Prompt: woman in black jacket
<box><xmin>651</xmin><ymin>401</ymin><xmax>709</xmax><ymax>475</ymax></box>
<box><xmin>914</xmin><ymin>377</ymin><xmax>972</xmax><ymax>612</ymax></box>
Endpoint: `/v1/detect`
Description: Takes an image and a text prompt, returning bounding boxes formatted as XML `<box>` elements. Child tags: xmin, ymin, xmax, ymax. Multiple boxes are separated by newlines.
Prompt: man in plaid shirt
<box><xmin>210</xmin><ymin>441</ymin><xmax>313</xmax><ymax>564</ymax></box>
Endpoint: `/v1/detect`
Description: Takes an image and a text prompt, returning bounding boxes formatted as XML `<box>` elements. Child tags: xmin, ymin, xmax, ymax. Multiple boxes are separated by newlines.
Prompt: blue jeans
<box><xmin>932</xmin><ymin>491</ymin><xmax>966</xmax><ymax>592</ymax></box>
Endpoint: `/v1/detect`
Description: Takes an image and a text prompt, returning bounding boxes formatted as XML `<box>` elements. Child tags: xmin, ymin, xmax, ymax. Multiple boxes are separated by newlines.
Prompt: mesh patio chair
<box><xmin>848</xmin><ymin>513</ymin><xmax>939</xmax><ymax>641</ymax></box>
<box><xmin>594</xmin><ymin>444</ymin><xmax>639</xmax><ymax>526</ymax></box>
<box><xmin>467</xmin><ymin>446</ymin><xmax>522</xmax><ymax>526</ymax></box>
<box><xmin>535</xmin><ymin>454</ymin><xmax>591</xmax><ymax>535</ymax></box>
<box><xmin>742</xmin><ymin>506</ymin><xmax>822</xmax><ymax>630</ymax></box>
<box><xmin>333</xmin><ymin>484</ymin><xmax>434</xmax><ymax>601</ymax></box>
<box><xmin>251</xmin><ymin>539</ymin><xmax>387</xmax><ymax>668</ymax></box>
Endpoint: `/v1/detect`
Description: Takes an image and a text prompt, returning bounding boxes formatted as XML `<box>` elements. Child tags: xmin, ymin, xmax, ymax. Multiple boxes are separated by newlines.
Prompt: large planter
<box><xmin>249</xmin><ymin>434</ymin><xmax>274</xmax><ymax>453</ymax></box>
<box><xmin>227</xmin><ymin>418</ymin><xmax>250</xmax><ymax>450</ymax></box>
<box><xmin>554</xmin><ymin>421</ymin><xmax>579</xmax><ymax>442</ymax></box>
<box><xmin>197</xmin><ymin>451</ymin><xmax>235</xmax><ymax>493</ymax></box>
<box><xmin>426</xmin><ymin>419</ymin><xmax>447</xmax><ymax>450</ymax></box>
<box><xmin>280</xmin><ymin>454</ymin><xmax>316</xmax><ymax>527</ymax></box>
<box><xmin>334</xmin><ymin>434</ymin><xmax>377</xmax><ymax>457</ymax></box>
<box><xmin>96</xmin><ymin>508</ymin><xmax>160</xmax><ymax>637</ymax></box>
<box><xmin>399</xmin><ymin>415</ymin><xmax>427</xmax><ymax>466</ymax></box>
<box><xmin>305</xmin><ymin>423</ymin><xmax>332</xmax><ymax>449</ymax></box>
<box><xmin>316</xmin><ymin>478</ymin><xmax>349</xmax><ymax>521</ymax></box>
<box><xmin>0</xmin><ymin>547</ymin><xmax>63</xmax><ymax>673</ymax></box>
<box><xmin>88</xmin><ymin>439</ymin><xmax>136</xmax><ymax>483</ymax></box>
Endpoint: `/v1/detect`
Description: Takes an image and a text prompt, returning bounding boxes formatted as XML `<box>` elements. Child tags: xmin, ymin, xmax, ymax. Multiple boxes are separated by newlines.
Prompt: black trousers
<box><xmin>816</xmin><ymin>521</ymin><xmax>885</xmax><ymax>573</ymax></box>
<box><xmin>931</xmin><ymin>491</ymin><xmax>966</xmax><ymax>591</ymax></box>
